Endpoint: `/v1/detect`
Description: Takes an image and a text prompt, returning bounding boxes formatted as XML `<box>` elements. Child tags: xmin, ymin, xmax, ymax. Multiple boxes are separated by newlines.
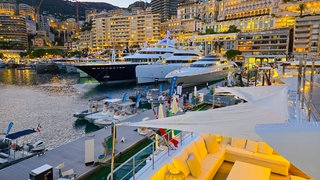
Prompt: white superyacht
<box><xmin>135</xmin><ymin>49</ymin><xmax>202</xmax><ymax>84</ymax></box>
<box><xmin>165</xmin><ymin>55</ymin><xmax>237</xmax><ymax>87</ymax></box>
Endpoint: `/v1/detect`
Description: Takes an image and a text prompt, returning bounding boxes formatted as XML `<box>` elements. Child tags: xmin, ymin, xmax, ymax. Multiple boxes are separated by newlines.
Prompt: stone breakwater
<box><xmin>0</xmin><ymin>84</ymin><xmax>88</xmax><ymax>150</ymax></box>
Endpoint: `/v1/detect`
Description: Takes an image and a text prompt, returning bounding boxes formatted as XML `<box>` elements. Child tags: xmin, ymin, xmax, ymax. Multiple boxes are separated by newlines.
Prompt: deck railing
<box><xmin>106</xmin><ymin>130</ymin><xmax>194</xmax><ymax>180</ymax></box>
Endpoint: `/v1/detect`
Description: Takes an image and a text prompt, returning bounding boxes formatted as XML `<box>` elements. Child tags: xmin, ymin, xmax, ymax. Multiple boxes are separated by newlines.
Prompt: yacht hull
<box><xmin>136</xmin><ymin>64</ymin><xmax>185</xmax><ymax>84</ymax></box>
<box><xmin>74</xmin><ymin>63</ymin><xmax>144</xmax><ymax>84</ymax></box>
<box><xmin>167</xmin><ymin>70</ymin><xmax>230</xmax><ymax>87</ymax></box>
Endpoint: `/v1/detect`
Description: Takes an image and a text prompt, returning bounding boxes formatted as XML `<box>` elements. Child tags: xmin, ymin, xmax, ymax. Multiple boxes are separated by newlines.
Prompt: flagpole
<box><xmin>110</xmin><ymin>122</ymin><xmax>116</xmax><ymax>180</ymax></box>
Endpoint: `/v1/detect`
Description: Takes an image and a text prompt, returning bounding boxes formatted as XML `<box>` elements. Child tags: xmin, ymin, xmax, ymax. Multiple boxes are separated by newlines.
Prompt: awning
<box><xmin>6</xmin><ymin>129</ymin><xmax>37</xmax><ymax>140</ymax></box>
<box><xmin>256</xmin><ymin>122</ymin><xmax>320</xmax><ymax>180</ymax></box>
<box><xmin>128</xmin><ymin>85</ymin><xmax>289</xmax><ymax>141</ymax></box>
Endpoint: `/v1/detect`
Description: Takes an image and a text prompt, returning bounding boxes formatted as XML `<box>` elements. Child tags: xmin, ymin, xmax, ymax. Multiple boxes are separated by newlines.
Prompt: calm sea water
<box><xmin>0</xmin><ymin>68</ymin><xmax>169</xmax><ymax>149</ymax></box>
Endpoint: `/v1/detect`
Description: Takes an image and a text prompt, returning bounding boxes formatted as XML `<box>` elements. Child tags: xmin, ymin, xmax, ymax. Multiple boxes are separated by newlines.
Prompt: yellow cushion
<box><xmin>185</xmin><ymin>142</ymin><xmax>201</xmax><ymax>161</ymax></box>
<box><xmin>231</xmin><ymin>138</ymin><xmax>246</xmax><ymax>149</ymax></box>
<box><xmin>194</xmin><ymin>138</ymin><xmax>208</xmax><ymax>160</ymax></box>
<box><xmin>204</xmin><ymin>136</ymin><xmax>220</xmax><ymax>154</ymax></box>
<box><xmin>201</xmin><ymin>134</ymin><xmax>222</xmax><ymax>143</ymax></box>
<box><xmin>187</xmin><ymin>153</ymin><xmax>202</xmax><ymax>178</ymax></box>
<box><xmin>258</xmin><ymin>142</ymin><xmax>273</xmax><ymax>155</ymax></box>
<box><xmin>150</xmin><ymin>164</ymin><xmax>173</xmax><ymax>180</ymax></box>
<box><xmin>245</xmin><ymin>140</ymin><xmax>258</xmax><ymax>152</ymax></box>
<box><xmin>172</xmin><ymin>151</ymin><xmax>190</xmax><ymax>176</ymax></box>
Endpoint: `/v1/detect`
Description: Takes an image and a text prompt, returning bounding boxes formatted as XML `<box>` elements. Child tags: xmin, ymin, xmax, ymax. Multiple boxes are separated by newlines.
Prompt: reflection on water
<box><xmin>0</xmin><ymin>68</ymin><xmax>79</xmax><ymax>86</ymax></box>
<box><xmin>73</xmin><ymin>118</ymin><xmax>101</xmax><ymax>133</ymax></box>
<box><xmin>78</xmin><ymin>81</ymin><xmax>172</xmax><ymax>100</ymax></box>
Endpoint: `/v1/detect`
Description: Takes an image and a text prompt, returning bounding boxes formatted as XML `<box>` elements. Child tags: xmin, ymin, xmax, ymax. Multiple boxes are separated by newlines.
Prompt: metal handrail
<box><xmin>106</xmin><ymin>130</ymin><xmax>192</xmax><ymax>180</ymax></box>
<box><xmin>106</xmin><ymin>141</ymin><xmax>155</xmax><ymax>180</ymax></box>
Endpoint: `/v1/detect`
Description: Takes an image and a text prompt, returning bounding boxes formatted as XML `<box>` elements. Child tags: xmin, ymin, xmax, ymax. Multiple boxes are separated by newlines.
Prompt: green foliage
<box><xmin>225</xmin><ymin>49</ymin><xmax>242</xmax><ymax>60</ymax></box>
<box><xmin>205</xmin><ymin>28</ymin><xmax>216</xmax><ymax>34</ymax></box>
<box><xmin>19</xmin><ymin>52</ymin><xmax>27</xmax><ymax>58</ymax></box>
<box><xmin>81</xmin><ymin>20</ymin><xmax>93</xmax><ymax>32</ymax></box>
<box><xmin>227</xmin><ymin>25</ymin><xmax>241</xmax><ymax>33</ymax></box>
<box><xmin>17</xmin><ymin>0</ymin><xmax>118</xmax><ymax>21</ymax></box>
<box><xmin>297</xmin><ymin>4</ymin><xmax>307</xmax><ymax>17</ymax></box>
<box><xmin>68</xmin><ymin>50</ymin><xmax>82</xmax><ymax>57</ymax></box>
<box><xmin>0</xmin><ymin>53</ymin><xmax>3</xmax><ymax>59</ymax></box>
<box><xmin>29</xmin><ymin>49</ymin><xmax>65</xmax><ymax>58</ymax></box>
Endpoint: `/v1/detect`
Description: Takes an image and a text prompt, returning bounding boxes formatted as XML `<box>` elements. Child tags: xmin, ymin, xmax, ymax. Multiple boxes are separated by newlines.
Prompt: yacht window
<box><xmin>191</xmin><ymin>63</ymin><xmax>214</xmax><ymax>67</ymax></box>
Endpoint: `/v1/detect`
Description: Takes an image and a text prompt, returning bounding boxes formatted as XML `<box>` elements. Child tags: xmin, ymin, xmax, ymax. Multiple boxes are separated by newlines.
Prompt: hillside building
<box><xmin>151</xmin><ymin>0</ymin><xmax>179</xmax><ymax>22</ymax></box>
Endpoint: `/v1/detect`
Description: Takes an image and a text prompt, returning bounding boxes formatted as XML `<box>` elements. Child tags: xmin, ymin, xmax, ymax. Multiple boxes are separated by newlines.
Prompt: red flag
<box><xmin>36</xmin><ymin>123</ymin><xmax>42</xmax><ymax>132</ymax></box>
<box><xmin>152</xmin><ymin>108</ymin><xmax>158</xmax><ymax>119</ymax></box>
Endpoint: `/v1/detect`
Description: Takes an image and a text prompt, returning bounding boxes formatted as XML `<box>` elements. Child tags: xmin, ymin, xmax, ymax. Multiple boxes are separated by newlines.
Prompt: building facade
<box><xmin>294</xmin><ymin>16</ymin><xmax>320</xmax><ymax>56</ymax></box>
<box><xmin>88</xmin><ymin>11</ymin><xmax>161</xmax><ymax>52</ymax></box>
<box><xmin>151</xmin><ymin>0</ymin><xmax>179</xmax><ymax>22</ymax></box>
<box><xmin>237</xmin><ymin>28</ymin><xmax>293</xmax><ymax>66</ymax></box>
<box><xmin>0</xmin><ymin>15</ymin><xmax>28</xmax><ymax>51</ymax></box>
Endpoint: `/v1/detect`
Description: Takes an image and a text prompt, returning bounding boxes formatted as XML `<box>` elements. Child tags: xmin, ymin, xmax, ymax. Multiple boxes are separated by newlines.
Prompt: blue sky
<box><xmin>78</xmin><ymin>0</ymin><xmax>150</xmax><ymax>8</ymax></box>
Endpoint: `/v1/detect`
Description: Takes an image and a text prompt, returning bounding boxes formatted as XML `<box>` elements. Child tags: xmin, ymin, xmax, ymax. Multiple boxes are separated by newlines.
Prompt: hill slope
<box><xmin>17</xmin><ymin>0</ymin><xmax>119</xmax><ymax>20</ymax></box>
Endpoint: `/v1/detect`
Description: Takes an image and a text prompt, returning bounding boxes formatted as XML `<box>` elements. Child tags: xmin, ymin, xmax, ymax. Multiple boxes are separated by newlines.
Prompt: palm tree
<box><xmin>297</xmin><ymin>4</ymin><xmax>306</xmax><ymax>18</ymax></box>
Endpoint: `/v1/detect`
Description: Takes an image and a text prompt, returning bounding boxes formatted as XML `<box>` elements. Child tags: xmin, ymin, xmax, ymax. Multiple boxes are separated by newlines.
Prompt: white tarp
<box><xmin>256</xmin><ymin>122</ymin><xmax>320</xmax><ymax>180</ymax></box>
<box><xmin>129</xmin><ymin>85</ymin><xmax>289</xmax><ymax>141</ymax></box>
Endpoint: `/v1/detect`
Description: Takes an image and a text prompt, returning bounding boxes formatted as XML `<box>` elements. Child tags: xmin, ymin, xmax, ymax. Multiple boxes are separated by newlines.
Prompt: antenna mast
<box><xmin>76</xmin><ymin>0</ymin><xmax>79</xmax><ymax>24</ymax></box>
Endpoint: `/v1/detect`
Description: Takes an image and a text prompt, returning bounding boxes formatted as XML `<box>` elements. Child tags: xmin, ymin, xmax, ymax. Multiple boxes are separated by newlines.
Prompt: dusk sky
<box><xmin>77</xmin><ymin>0</ymin><xmax>150</xmax><ymax>8</ymax></box>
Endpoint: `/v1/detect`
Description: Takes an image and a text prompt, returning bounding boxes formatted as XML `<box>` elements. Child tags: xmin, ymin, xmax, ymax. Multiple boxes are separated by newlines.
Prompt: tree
<box><xmin>19</xmin><ymin>52</ymin><xmax>27</xmax><ymax>58</ymax></box>
<box><xmin>227</xmin><ymin>25</ymin><xmax>240</xmax><ymax>33</ymax></box>
<box><xmin>297</xmin><ymin>4</ymin><xmax>306</xmax><ymax>18</ymax></box>
<box><xmin>205</xmin><ymin>28</ymin><xmax>215</xmax><ymax>34</ymax></box>
<box><xmin>225</xmin><ymin>49</ymin><xmax>242</xmax><ymax>60</ymax></box>
<box><xmin>81</xmin><ymin>20</ymin><xmax>93</xmax><ymax>32</ymax></box>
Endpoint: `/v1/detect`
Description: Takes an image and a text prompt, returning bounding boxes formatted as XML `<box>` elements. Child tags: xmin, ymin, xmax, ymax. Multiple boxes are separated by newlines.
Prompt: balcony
<box><xmin>295</xmin><ymin>39</ymin><xmax>310</xmax><ymax>44</ymax></box>
<box><xmin>295</xmin><ymin>44</ymin><xmax>309</xmax><ymax>49</ymax></box>
<box><xmin>295</xmin><ymin>28</ymin><xmax>310</xmax><ymax>33</ymax></box>
<box><xmin>295</xmin><ymin>33</ymin><xmax>310</xmax><ymax>38</ymax></box>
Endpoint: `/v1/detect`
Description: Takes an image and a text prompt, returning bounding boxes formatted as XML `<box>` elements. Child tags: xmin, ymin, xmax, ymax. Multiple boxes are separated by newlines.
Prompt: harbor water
<box><xmin>0</xmin><ymin>68</ymin><xmax>168</xmax><ymax>150</ymax></box>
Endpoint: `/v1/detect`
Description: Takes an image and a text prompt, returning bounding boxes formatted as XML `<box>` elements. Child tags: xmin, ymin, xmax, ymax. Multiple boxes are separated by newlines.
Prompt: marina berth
<box><xmin>84</xmin><ymin>98</ymin><xmax>123</xmax><ymax>123</ymax></box>
<box><xmin>93</xmin><ymin>101</ymin><xmax>138</xmax><ymax>127</ymax></box>
<box><xmin>135</xmin><ymin>49</ymin><xmax>201</xmax><ymax>84</ymax></box>
<box><xmin>165</xmin><ymin>55</ymin><xmax>237</xmax><ymax>87</ymax></box>
<box><xmin>74</xmin><ymin>33</ymin><xmax>177</xmax><ymax>84</ymax></box>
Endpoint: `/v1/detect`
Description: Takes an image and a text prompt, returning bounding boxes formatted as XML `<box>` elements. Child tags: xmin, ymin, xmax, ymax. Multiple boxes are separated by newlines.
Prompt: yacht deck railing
<box><xmin>106</xmin><ymin>130</ymin><xmax>195</xmax><ymax>180</ymax></box>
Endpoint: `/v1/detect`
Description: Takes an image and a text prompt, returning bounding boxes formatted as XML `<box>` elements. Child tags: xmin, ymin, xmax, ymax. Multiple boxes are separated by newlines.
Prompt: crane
<box><xmin>37</xmin><ymin>0</ymin><xmax>43</xmax><ymax>18</ymax></box>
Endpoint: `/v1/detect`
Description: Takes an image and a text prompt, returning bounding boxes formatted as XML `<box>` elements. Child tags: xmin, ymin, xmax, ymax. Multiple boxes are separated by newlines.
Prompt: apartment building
<box><xmin>217</xmin><ymin>0</ymin><xmax>276</xmax><ymax>21</ymax></box>
<box><xmin>237</xmin><ymin>28</ymin><xmax>293</xmax><ymax>66</ymax></box>
<box><xmin>294</xmin><ymin>16</ymin><xmax>320</xmax><ymax>56</ymax></box>
<box><xmin>18</xmin><ymin>3</ymin><xmax>35</xmax><ymax>20</ymax></box>
<box><xmin>178</xmin><ymin>33</ymin><xmax>238</xmax><ymax>56</ymax></box>
<box><xmin>178</xmin><ymin>0</ymin><xmax>217</xmax><ymax>23</ymax></box>
<box><xmin>151</xmin><ymin>0</ymin><xmax>179</xmax><ymax>22</ymax></box>
<box><xmin>0</xmin><ymin>15</ymin><xmax>28</xmax><ymax>50</ymax></box>
<box><xmin>90</xmin><ymin>12</ymin><xmax>161</xmax><ymax>51</ymax></box>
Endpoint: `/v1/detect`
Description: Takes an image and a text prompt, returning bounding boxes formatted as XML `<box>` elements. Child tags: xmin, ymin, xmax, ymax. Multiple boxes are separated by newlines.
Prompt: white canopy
<box><xmin>256</xmin><ymin>122</ymin><xmax>320</xmax><ymax>180</ymax></box>
<box><xmin>129</xmin><ymin>85</ymin><xmax>289</xmax><ymax>141</ymax></box>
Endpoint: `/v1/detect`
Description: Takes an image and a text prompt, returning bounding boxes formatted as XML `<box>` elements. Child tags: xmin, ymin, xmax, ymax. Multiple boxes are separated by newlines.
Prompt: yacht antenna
<box><xmin>111</xmin><ymin>49</ymin><xmax>116</xmax><ymax>63</ymax></box>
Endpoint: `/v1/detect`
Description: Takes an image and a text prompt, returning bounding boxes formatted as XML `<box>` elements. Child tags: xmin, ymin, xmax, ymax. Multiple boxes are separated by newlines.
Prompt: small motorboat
<box><xmin>24</xmin><ymin>140</ymin><xmax>46</xmax><ymax>153</ymax></box>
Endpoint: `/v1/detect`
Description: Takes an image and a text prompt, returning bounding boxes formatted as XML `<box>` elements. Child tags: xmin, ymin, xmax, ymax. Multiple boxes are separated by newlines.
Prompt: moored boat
<box><xmin>135</xmin><ymin>49</ymin><xmax>201</xmax><ymax>84</ymax></box>
<box><xmin>165</xmin><ymin>55</ymin><xmax>237</xmax><ymax>87</ymax></box>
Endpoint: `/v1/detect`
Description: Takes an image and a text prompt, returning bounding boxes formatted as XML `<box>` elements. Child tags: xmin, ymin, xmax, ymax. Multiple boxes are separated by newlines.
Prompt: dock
<box><xmin>0</xmin><ymin>109</ymin><xmax>158</xmax><ymax>180</ymax></box>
